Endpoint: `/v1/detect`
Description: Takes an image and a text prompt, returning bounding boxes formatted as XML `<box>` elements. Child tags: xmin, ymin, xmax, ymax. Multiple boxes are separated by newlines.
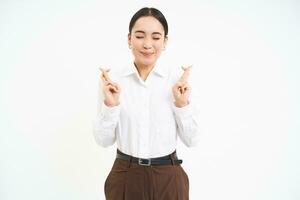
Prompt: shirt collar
<box><xmin>121</xmin><ymin>62</ymin><xmax>167</xmax><ymax>78</ymax></box>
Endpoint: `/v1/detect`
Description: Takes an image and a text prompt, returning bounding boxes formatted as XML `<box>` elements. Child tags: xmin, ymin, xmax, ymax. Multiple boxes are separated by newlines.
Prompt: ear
<box><xmin>128</xmin><ymin>33</ymin><xmax>131</xmax><ymax>47</ymax></box>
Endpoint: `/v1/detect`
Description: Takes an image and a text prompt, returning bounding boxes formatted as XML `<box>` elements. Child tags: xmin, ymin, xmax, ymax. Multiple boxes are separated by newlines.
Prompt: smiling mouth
<box><xmin>141</xmin><ymin>52</ymin><xmax>154</xmax><ymax>57</ymax></box>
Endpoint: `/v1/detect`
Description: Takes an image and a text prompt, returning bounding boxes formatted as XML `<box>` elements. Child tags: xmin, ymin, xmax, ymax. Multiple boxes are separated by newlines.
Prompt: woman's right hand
<box><xmin>99</xmin><ymin>67</ymin><xmax>121</xmax><ymax>107</ymax></box>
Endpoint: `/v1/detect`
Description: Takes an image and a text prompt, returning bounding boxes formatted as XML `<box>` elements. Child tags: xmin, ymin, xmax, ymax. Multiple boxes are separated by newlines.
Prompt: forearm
<box><xmin>172</xmin><ymin>102</ymin><xmax>200</xmax><ymax>147</ymax></box>
<box><xmin>93</xmin><ymin>102</ymin><xmax>121</xmax><ymax>147</ymax></box>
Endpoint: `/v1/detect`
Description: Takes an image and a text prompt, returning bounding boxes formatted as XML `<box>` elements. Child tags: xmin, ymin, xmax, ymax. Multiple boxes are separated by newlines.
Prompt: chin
<box><xmin>138</xmin><ymin>58</ymin><xmax>157</xmax><ymax>67</ymax></box>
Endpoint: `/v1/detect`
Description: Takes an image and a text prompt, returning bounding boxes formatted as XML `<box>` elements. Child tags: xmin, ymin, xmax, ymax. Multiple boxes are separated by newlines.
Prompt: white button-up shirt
<box><xmin>93</xmin><ymin>63</ymin><xmax>200</xmax><ymax>158</ymax></box>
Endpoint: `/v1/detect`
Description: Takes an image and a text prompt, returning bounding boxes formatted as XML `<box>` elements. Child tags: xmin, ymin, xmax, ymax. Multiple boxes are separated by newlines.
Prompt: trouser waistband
<box><xmin>116</xmin><ymin>149</ymin><xmax>183</xmax><ymax>166</ymax></box>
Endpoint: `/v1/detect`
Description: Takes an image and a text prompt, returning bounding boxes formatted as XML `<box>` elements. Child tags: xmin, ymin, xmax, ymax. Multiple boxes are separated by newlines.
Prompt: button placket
<box><xmin>137</xmin><ymin>87</ymin><xmax>150</xmax><ymax>156</ymax></box>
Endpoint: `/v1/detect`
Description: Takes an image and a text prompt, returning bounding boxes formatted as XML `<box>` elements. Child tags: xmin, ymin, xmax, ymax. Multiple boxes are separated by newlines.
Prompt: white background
<box><xmin>0</xmin><ymin>0</ymin><xmax>299</xmax><ymax>199</ymax></box>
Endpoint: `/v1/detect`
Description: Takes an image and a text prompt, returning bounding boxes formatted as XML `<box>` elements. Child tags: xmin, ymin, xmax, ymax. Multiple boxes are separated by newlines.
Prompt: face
<box><xmin>128</xmin><ymin>16</ymin><xmax>168</xmax><ymax>68</ymax></box>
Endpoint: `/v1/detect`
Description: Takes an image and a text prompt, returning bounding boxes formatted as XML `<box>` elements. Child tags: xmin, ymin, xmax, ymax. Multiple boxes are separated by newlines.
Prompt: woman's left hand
<box><xmin>172</xmin><ymin>66</ymin><xmax>192</xmax><ymax>107</ymax></box>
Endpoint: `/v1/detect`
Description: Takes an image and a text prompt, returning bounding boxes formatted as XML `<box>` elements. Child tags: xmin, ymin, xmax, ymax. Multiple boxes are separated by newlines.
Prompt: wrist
<box><xmin>104</xmin><ymin>99</ymin><xmax>120</xmax><ymax>107</ymax></box>
<box><xmin>174</xmin><ymin>100</ymin><xmax>189</xmax><ymax>108</ymax></box>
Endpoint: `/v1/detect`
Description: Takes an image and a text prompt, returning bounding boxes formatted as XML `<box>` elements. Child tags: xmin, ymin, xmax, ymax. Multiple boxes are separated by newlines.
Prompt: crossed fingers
<box><xmin>179</xmin><ymin>65</ymin><xmax>192</xmax><ymax>83</ymax></box>
<box><xmin>99</xmin><ymin>67</ymin><xmax>119</xmax><ymax>92</ymax></box>
<box><xmin>99</xmin><ymin>67</ymin><xmax>112</xmax><ymax>82</ymax></box>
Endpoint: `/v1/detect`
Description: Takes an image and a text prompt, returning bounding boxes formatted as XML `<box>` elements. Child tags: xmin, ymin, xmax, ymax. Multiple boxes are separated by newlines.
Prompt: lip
<box><xmin>140</xmin><ymin>51</ymin><xmax>154</xmax><ymax>57</ymax></box>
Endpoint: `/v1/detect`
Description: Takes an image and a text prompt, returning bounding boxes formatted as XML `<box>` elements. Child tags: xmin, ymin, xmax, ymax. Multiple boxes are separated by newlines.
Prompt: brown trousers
<box><xmin>104</xmin><ymin>157</ymin><xmax>189</xmax><ymax>200</ymax></box>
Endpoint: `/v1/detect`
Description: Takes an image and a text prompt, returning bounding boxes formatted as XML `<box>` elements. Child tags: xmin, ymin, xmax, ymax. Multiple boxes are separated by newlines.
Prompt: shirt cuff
<box><xmin>100</xmin><ymin>101</ymin><xmax>121</xmax><ymax>121</ymax></box>
<box><xmin>172</xmin><ymin>102</ymin><xmax>193</xmax><ymax>119</ymax></box>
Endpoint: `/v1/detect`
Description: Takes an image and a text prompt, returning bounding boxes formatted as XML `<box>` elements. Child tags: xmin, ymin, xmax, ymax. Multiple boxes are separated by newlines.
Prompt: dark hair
<box><xmin>129</xmin><ymin>7</ymin><xmax>168</xmax><ymax>37</ymax></box>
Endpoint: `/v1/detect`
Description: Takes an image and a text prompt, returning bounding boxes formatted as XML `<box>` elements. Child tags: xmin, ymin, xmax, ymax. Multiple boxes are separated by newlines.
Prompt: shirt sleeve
<box><xmin>172</xmin><ymin>97</ymin><xmax>200</xmax><ymax>147</ymax></box>
<box><xmin>171</xmin><ymin>67</ymin><xmax>201</xmax><ymax>147</ymax></box>
<box><xmin>92</xmin><ymin>78</ymin><xmax>120</xmax><ymax>147</ymax></box>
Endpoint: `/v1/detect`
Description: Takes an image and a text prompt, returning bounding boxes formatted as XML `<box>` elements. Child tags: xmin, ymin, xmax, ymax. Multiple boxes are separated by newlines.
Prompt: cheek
<box><xmin>155</xmin><ymin>49</ymin><xmax>162</xmax><ymax>55</ymax></box>
<box><xmin>154</xmin><ymin>44</ymin><xmax>163</xmax><ymax>54</ymax></box>
<box><xmin>154</xmin><ymin>41</ymin><xmax>164</xmax><ymax>50</ymax></box>
<box><xmin>131</xmin><ymin>39</ymin><xmax>143</xmax><ymax>48</ymax></box>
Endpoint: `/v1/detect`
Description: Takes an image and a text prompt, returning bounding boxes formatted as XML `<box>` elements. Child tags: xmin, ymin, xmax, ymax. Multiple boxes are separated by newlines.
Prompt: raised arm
<box><xmin>92</xmin><ymin>67</ymin><xmax>121</xmax><ymax>147</ymax></box>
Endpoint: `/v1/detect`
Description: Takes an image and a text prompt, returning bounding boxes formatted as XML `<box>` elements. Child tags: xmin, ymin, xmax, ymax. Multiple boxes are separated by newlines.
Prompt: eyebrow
<box><xmin>134</xmin><ymin>30</ymin><xmax>162</xmax><ymax>36</ymax></box>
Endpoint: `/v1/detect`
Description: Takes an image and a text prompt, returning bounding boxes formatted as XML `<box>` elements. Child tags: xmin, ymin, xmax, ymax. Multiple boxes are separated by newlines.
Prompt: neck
<box><xmin>134</xmin><ymin>62</ymin><xmax>156</xmax><ymax>81</ymax></box>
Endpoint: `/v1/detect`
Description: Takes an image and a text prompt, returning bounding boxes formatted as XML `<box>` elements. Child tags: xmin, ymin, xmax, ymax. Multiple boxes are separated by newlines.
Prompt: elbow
<box><xmin>181</xmin><ymin>127</ymin><xmax>200</xmax><ymax>147</ymax></box>
<box><xmin>93</xmin><ymin>128</ymin><xmax>116</xmax><ymax>147</ymax></box>
<box><xmin>92</xmin><ymin>119</ymin><xmax>116</xmax><ymax>147</ymax></box>
<box><xmin>185</xmin><ymin>135</ymin><xmax>200</xmax><ymax>147</ymax></box>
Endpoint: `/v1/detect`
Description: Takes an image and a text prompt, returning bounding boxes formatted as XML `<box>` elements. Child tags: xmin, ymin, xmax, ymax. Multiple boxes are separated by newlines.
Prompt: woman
<box><xmin>93</xmin><ymin>7</ymin><xmax>200</xmax><ymax>200</ymax></box>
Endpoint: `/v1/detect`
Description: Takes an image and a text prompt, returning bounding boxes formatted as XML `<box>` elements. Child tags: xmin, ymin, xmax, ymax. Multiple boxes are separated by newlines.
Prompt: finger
<box><xmin>101</xmin><ymin>75</ymin><xmax>107</xmax><ymax>83</ymax></box>
<box><xmin>99</xmin><ymin>67</ymin><xmax>112</xmax><ymax>82</ymax></box>
<box><xmin>104</xmin><ymin>82</ymin><xmax>118</xmax><ymax>91</ymax></box>
<box><xmin>180</xmin><ymin>65</ymin><xmax>192</xmax><ymax>82</ymax></box>
<box><xmin>181</xmin><ymin>82</ymin><xmax>190</xmax><ymax>89</ymax></box>
<box><xmin>179</xmin><ymin>86</ymin><xmax>187</xmax><ymax>93</ymax></box>
<box><xmin>113</xmin><ymin>82</ymin><xmax>120</xmax><ymax>91</ymax></box>
<box><xmin>99</xmin><ymin>67</ymin><xmax>110</xmax><ymax>74</ymax></box>
<box><xmin>179</xmin><ymin>83</ymin><xmax>191</xmax><ymax>93</ymax></box>
<box><xmin>99</xmin><ymin>67</ymin><xmax>108</xmax><ymax>81</ymax></box>
<box><xmin>108</xmin><ymin>85</ymin><xmax>115</xmax><ymax>91</ymax></box>
<box><xmin>182</xmin><ymin>85</ymin><xmax>190</xmax><ymax>92</ymax></box>
<box><xmin>101</xmin><ymin>75</ymin><xmax>114</xmax><ymax>87</ymax></box>
<box><xmin>99</xmin><ymin>67</ymin><xmax>110</xmax><ymax>73</ymax></box>
<box><xmin>102</xmin><ymin>76</ymin><xmax>114</xmax><ymax>86</ymax></box>
<box><xmin>108</xmin><ymin>85</ymin><xmax>119</xmax><ymax>93</ymax></box>
<box><xmin>179</xmin><ymin>65</ymin><xmax>192</xmax><ymax>82</ymax></box>
<box><xmin>174</xmin><ymin>81</ymin><xmax>187</xmax><ymax>91</ymax></box>
<box><xmin>100</xmin><ymin>69</ymin><xmax>110</xmax><ymax>82</ymax></box>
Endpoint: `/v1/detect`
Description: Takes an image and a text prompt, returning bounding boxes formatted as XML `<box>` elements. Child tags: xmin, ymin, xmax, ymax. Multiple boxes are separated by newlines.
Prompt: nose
<box><xmin>143</xmin><ymin>39</ymin><xmax>152</xmax><ymax>49</ymax></box>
